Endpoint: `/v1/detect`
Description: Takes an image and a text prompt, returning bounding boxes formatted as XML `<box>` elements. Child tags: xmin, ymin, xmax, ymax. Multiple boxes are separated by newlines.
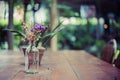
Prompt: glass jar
<box><xmin>24</xmin><ymin>43</ymin><xmax>39</xmax><ymax>74</ymax></box>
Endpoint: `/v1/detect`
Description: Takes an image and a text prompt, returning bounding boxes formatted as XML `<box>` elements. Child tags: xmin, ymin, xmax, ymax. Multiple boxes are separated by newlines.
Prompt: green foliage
<box><xmin>0</xmin><ymin>19</ymin><xmax>8</xmax><ymax>27</ymax></box>
<box><xmin>14</xmin><ymin>0</ymin><xmax>23</xmax><ymax>7</ymax></box>
<box><xmin>58</xmin><ymin>21</ymin><xmax>106</xmax><ymax>54</ymax></box>
<box><xmin>95</xmin><ymin>40</ymin><xmax>105</xmax><ymax>49</ymax></box>
<box><xmin>114</xmin><ymin>21</ymin><xmax>120</xmax><ymax>28</ymax></box>
<box><xmin>0</xmin><ymin>19</ymin><xmax>22</xmax><ymax>27</ymax></box>
<box><xmin>88</xmin><ymin>18</ymin><xmax>98</xmax><ymax>26</ymax></box>
<box><xmin>5</xmin><ymin>21</ymin><xmax>64</xmax><ymax>48</ymax></box>
<box><xmin>58</xmin><ymin>24</ymin><xmax>95</xmax><ymax>49</ymax></box>
<box><xmin>40</xmin><ymin>21</ymin><xmax>64</xmax><ymax>47</ymax></box>
<box><xmin>58</xmin><ymin>5</ymin><xmax>71</xmax><ymax>10</ymax></box>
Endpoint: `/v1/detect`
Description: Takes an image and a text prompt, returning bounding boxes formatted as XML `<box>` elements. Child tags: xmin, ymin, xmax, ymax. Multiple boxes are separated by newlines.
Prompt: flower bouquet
<box><xmin>14</xmin><ymin>21</ymin><xmax>63</xmax><ymax>48</ymax></box>
<box><xmin>5</xmin><ymin>21</ymin><xmax>63</xmax><ymax>74</ymax></box>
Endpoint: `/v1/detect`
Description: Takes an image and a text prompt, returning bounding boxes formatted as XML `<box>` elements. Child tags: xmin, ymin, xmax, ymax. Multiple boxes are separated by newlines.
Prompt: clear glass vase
<box><xmin>24</xmin><ymin>44</ymin><xmax>39</xmax><ymax>74</ymax></box>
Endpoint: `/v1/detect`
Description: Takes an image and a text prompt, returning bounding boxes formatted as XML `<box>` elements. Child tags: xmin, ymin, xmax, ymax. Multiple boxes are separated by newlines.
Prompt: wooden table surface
<box><xmin>0</xmin><ymin>50</ymin><xmax>120</xmax><ymax>80</ymax></box>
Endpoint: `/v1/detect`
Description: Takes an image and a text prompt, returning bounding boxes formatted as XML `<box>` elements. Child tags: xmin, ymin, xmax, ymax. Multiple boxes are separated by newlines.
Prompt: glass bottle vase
<box><xmin>24</xmin><ymin>44</ymin><xmax>39</xmax><ymax>74</ymax></box>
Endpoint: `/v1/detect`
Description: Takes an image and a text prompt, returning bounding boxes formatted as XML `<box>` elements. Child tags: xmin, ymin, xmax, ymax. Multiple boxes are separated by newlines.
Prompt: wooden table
<box><xmin>0</xmin><ymin>50</ymin><xmax>120</xmax><ymax>80</ymax></box>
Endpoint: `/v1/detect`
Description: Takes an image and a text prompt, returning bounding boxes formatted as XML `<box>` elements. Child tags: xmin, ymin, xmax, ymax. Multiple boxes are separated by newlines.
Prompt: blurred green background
<box><xmin>0</xmin><ymin>0</ymin><xmax>120</xmax><ymax>58</ymax></box>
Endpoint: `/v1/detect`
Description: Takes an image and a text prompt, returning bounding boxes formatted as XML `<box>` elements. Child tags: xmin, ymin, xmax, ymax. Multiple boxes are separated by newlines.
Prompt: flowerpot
<box><xmin>22</xmin><ymin>46</ymin><xmax>27</xmax><ymax>56</ymax></box>
<box><xmin>22</xmin><ymin>45</ymin><xmax>45</xmax><ymax>74</ymax></box>
<box><xmin>38</xmin><ymin>47</ymin><xmax>45</xmax><ymax>66</ymax></box>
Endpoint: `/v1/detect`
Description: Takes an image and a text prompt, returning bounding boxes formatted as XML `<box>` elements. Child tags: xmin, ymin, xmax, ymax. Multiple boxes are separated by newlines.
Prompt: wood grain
<box><xmin>0</xmin><ymin>50</ymin><xmax>120</xmax><ymax>80</ymax></box>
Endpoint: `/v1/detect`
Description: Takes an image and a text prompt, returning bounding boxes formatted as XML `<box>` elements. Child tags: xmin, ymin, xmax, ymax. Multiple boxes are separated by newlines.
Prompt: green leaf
<box><xmin>41</xmin><ymin>32</ymin><xmax>55</xmax><ymax>39</ymax></box>
<box><xmin>42</xmin><ymin>27</ymin><xmax>64</xmax><ymax>47</ymax></box>
<box><xmin>4</xmin><ymin>29</ymin><xmax>26</xmax><ymax>38</ymax></box>
<box><xmin>52</xmin><ymin>21</ymin><xmax>64</xmax><ymax>32</ymax></box>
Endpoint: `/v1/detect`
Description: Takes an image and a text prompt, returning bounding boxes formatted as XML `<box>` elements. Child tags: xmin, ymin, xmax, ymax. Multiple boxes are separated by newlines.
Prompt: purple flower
<box><xmin>34</xmin><ymin>24</ymin><xmax>46</xmax><ymax>31</ymax></box>
<box><xmin>40</xmin><ymin>25</ymin><xmax>46</xmax><ymax>31</ymax></box>
<box><xmin>34</xmin><ymin>24</ymin><xmax>40</xmax><ymax>30</ymax></box>
<box><xmin>25</xmin><ymin>38</ymin><xmax>30</xmax><ymax>43</ymax></box>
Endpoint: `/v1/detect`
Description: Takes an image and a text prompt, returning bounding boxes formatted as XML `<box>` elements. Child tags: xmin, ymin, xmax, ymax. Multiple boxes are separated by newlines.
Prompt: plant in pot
<box><xmin>6</xmin><ymin>21</ymin><xmax>63</xmax><ymax>74</ymax></box>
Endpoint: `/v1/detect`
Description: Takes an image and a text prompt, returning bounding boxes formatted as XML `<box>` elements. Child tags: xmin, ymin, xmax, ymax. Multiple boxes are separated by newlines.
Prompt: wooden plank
<box><xmin>63</xmin><ymin>50</ymin><xmax>120</xmax><ymax>80</ymax></box>
<box><xmin>1</xmin><ymin>50</ymin><xmax>120</xmax><ymax>80</ymax></box>
<box><xmin>0</xmin><ymin>50</ymin><xmax>24</xmax><ymax>80</ymax></box>
<box><xmin>11</xmin><ymin>51</ymin><xmax>78</xmax><ymax>80</ymax></box>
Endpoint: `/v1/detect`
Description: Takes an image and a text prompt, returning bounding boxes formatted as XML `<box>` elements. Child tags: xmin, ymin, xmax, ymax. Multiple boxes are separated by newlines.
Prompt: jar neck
<box><xmin>27</xmin><ymin>42</ymin><xmax>39</xmax><ymax>54</ymax></box>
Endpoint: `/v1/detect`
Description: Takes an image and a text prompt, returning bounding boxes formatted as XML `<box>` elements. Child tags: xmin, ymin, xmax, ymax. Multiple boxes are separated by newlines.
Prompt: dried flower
<box><xmin>5</xmin><ymin>21</ymin><xmax>64</xmax><ymax>48</ymax></box>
